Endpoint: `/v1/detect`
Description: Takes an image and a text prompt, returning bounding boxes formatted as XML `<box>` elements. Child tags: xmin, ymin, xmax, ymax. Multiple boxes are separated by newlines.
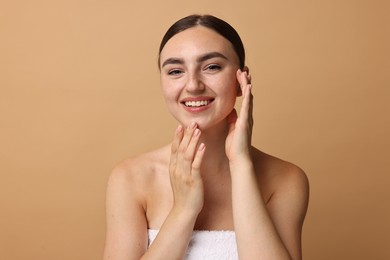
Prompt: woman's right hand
<box><xmin>169</xmin><ymin>122</ymin><xmax>206</xmax><ymax>216</ymax></box>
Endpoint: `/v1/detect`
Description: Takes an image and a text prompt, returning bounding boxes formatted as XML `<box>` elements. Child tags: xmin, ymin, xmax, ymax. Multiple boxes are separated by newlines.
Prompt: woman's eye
<box><xmin>168</xmin><ymin>69</ymin><xmax>183</xmax><ymax>76</ymax></box>
<box><xmin>205</xmin><ymin>64</ymin><xmax>221</xmax><ymax>71</ymax></box>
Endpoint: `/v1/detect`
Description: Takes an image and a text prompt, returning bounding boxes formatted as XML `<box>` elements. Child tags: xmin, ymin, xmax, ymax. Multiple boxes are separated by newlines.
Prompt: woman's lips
<box><xmin>181</xmin><ymin>97</ymin><xmax>214</xmax><ymax>112</ymax></box>
<box><xmin>184</xmin><ymin>100</ymin><xmax>212</xmax><ymax>107</ymax></box>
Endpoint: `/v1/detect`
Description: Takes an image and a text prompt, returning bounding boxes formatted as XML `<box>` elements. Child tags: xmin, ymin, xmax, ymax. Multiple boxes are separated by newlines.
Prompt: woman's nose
<box><xmin>185</xmin><ymin>73</ymin><xmax>205</xmax><ymax>92</ymax></box>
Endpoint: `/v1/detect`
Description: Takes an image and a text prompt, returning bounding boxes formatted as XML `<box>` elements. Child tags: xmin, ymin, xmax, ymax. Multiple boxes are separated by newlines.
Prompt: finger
<box><xmin>237</xmin><ymin>69</ymin><xmax>249</xmax><ymax>85</ymax></box>
<box><xmin>248</xmin><ymin>85</ymin><xmax>254</xmax><ymax>126</ymax></box>
<box><xmin>177</xmin><ymin>122</ymin><xmax>198</xmax><ymax>169</ymax></box>
<box><xmin>179</xmin><ymin>122</ymin><xmax>197</xmax><ymax>151</ymax></box>
<box><xmin>170</xmin><ymin>125</ymin><xmax>183</xmax><ymax>173</ymax></box>
<box><xmin>192</xmin><ymin>143</ymin><xmax>206</xmax><ymax>178</ymax></box>
<box><xmin>247</xmin><ymin>73</ymin><xmax>252</xmax><ymax>84</ymax></box>
<box><xmin>237</xmin><ymin>70</ymin><xmax>251</xmax><ymax>96</ymax></box>
<box><xmin>242</xmin><ymin>66</ymin><xmax>251</xmax><ymax>84</ymax></box>
<box><xmin>239</xmin><ymin>84</ymin><xmax>254</xmax><ymax>127</ymax></box>
<box><xmin>185</xmin><ymin>128</ymin><xmax>202</xmax><ymax>163</ymax></box>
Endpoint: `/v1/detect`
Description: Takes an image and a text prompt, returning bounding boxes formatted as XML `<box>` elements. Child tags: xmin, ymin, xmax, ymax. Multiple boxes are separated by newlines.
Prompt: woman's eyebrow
<box><xmin>161</xmin><ymin>52</ymin><xmax>228</xmax><ymax>68</ymax></box>
<box><xmin>197</xmin><ymin>52</ymin><xmax>228</xmax><ymax>63</ymax></box>
<box><xmin>161</xmin><ymin>58</ymin><xmax>184</xmax><ymax>68</ymax></box>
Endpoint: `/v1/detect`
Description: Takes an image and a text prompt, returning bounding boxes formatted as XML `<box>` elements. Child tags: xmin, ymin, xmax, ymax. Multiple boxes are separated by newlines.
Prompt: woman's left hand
<box><xmin>225</xmin><ymin>69</ymin><xmax>254</xmax><ymax>164</ymax></box>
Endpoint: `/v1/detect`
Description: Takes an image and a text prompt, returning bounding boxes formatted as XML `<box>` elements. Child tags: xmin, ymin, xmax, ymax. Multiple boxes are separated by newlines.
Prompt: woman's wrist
<box><xmin>229</xmin><ymin>151</ymin><xmax>253</xmax><ymax>167</ymax></box>
<box><xmin>170</xmin><ymin>204</ymin><xmax>200</xmax><ymax>224</ymax></box>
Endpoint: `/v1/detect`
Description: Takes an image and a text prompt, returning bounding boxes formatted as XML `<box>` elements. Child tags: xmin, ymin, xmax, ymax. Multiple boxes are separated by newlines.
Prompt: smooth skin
<box><xmin>103</xmin><ymin>26</ymin><xmax>309</xmax><ymax>260</ymax></box>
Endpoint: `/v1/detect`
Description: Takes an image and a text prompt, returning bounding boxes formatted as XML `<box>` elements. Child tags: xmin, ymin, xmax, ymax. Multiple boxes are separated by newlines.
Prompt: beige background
<box><xmin>1</xmin><ymin>0</ymin><xmax>389</xmax><ymax>259</ymax></box>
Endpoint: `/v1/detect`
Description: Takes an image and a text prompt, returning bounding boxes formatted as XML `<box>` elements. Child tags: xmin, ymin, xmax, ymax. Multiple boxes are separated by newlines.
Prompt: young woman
<box><xmin>103</xmin><ymin>14</ymin><xmax>309</xmax><ymax>260</ymax></box>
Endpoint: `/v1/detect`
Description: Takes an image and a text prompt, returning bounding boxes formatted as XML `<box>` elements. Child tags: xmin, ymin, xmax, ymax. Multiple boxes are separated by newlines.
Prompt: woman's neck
<box><xmin>198</xmin><ymin>119</ymin><xmax>230</xmax><ymax>176</ymax></box>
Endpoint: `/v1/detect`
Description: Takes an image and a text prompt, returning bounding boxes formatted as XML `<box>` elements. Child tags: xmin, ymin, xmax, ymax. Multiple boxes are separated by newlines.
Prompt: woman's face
<box><xmin>159</xmin><ymin>26</ymin><xmax>240</xmax><ymax>130</ymax></box>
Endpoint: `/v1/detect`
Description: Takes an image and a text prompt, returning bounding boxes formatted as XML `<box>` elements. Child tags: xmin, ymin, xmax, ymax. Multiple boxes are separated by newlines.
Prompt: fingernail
<box><xmin>176</xmin><ymin>125</ymin><xmax>183</xmax><ymax>133</ymax></box>
<box><xmin>190</xmin><ymin>122</ymin><xmax>197</xmax><ymax>129</ymax></box>
<box><xmin>198</xmin><ymin>143</ymin><xmax>205</xmax><ymax>151</ymax></box>
<box><xmin>194</xmin><ymin>128</ymin><xmax>200</xmax><ymax>136</ymax></box>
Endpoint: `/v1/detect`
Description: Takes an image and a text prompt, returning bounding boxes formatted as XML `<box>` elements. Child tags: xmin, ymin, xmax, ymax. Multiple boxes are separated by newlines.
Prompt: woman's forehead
<box><xmin>160</xmin><ymin>26</ymin><xmax>237</xmax><ymax>61</ymax></box>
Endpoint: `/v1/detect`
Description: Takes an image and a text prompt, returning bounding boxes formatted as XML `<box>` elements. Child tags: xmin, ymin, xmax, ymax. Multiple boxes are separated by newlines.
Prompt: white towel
<box><xmin>148</xmin><ymin>229</ymin><xmax>238</xmax><ymax>260</ymax></box>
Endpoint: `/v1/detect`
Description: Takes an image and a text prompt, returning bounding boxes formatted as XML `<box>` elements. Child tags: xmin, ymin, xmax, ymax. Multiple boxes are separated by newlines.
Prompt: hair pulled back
<box><xmin>158</xmin><ymin>14</ymin><xmax>245</xmax><ymax>69</ymax></box>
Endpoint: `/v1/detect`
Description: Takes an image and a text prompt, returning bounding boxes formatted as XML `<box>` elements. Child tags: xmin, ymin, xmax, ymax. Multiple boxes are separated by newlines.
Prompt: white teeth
<box><xmin>184</xmin><ymin>100</ymin><xmax>210</xmax><ymax>107</ymax></box>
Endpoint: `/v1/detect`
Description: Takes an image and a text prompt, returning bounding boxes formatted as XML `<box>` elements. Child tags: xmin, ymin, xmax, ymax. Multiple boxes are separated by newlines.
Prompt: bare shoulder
<box><xmin>251</xmin><ymin>148</ymin><xmax>309</xmax><ymax>258</ymax></box>
<box><xmin>105</xmin><ymin>144</ymin><xmax>171</xmax><ymax>229</ymax></box>
<box><xmin>108</xmin><ymin>145</ymin><xmax>170</xmax><ymax>191</ymax></box>
<box><xmin>252</xmin><ymin>147</ymin><xmax>309</xmax><ymax>211</ymax></box>
<box><xmin>104</xmin><ymin>145</ymin><xmax>171</xmax><ymax>259</ymax></box>
<box><xmin>252</xmin><ymin>148</ymin><xmax>309</xmax><ymax>190</ymax></box>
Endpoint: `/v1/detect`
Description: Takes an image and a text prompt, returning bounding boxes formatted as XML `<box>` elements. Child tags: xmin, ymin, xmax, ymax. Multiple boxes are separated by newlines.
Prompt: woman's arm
<box><xmin>226</xmin><ymin>69</ymin><xmax>309</xmax><ymax>260</ymax></box>
<box><xmin>230</xmin><ymin>159</ymin><xmax>309</xmax><ymax>260</ymax></box>
<box><xmin>103</xmin><ymin>123</ymin><xmax>206</xmax><ymax>260</ymax></box>
<box><xmin>141</xmin><ymin>123</ymin><xmax>206</xmax><ymax>260</ymax></box>
<box><xmin>103</xmin><ymin>163</ymin><xmax>149</xmax><ymax>260</ymax></box>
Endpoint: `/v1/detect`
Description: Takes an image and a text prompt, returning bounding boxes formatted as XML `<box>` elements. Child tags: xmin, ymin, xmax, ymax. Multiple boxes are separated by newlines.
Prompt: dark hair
<box><xmin>158</xmin><ymin>14</ymin><xmax>245</xmax><ymax>69</ymax></box>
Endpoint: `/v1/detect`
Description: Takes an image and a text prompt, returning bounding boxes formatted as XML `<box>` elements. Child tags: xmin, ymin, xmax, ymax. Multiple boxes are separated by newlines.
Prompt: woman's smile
<box><xmin>181</xmin><ymin>96</ymin><xmax>215</xmax><ymax>112</ymax></box>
